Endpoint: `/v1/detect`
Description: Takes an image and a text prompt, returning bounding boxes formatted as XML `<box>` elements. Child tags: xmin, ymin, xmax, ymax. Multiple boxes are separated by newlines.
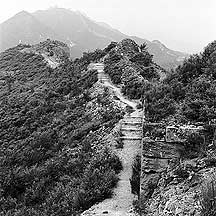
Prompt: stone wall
<box><xmin>140</xmin><ymin>125</ymin><xmax>184</xmax><ymax>213</ymax></box>
<box><xmin>166</xmin><ymin>125</ymin><xmax>204</xmax><ymax>142</ymax></box>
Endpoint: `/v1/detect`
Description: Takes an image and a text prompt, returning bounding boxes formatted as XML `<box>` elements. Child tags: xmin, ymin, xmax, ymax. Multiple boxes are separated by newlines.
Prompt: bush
<box><xmin>173</xmin><ymin>166</ymin><xmax>189</xmax><ymax>180</ymax></box>
<box><xmin>115</xmin><ymin>131</ymin><xmax>124</xmax><ymax>149</ymax></box>
<box><xmin>136</xmin><ymin>103</ymin><xmax>143</xmax><ymax>110</ymax></box>
<box><xmin>130</xmin><ymin>155</ymin><xmax>141</xmax><ymax>196</ymax></box>
<box><xmin>0</xmin><ymin>44</ymin><xmax>122</xmax><ymax>215</ymax></box>
<box><xmin>143</xmin><ymin>41</ymin><xmax>216</xmax><ymax>123</ymax></box>
<box><xmin>180</xmin><ymin>132</ymin><xmax>205</xmax><ymax>159</ymax></box>
<box><xmin>125</xmin><ymin>105</ymin><xmax>134</xmax><ymax>114</ymax></box>
<box><xmin>201</xmin><ymin>173</ymin><xmax>216</xmax><ymax>216</ymax></box>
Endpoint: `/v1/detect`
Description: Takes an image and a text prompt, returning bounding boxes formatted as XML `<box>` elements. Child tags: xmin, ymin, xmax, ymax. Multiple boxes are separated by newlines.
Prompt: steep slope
<box><xmin>0</xmin><ymin>8</ymin><xmax>188</xmax><ymax>69</ymax></box>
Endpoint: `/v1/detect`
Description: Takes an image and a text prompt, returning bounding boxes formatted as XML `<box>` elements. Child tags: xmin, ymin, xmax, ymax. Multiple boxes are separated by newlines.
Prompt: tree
<box><xmin>140</xmin><ymin>43</ymin><xmax>147</xmax><ymax>52</ymax></box>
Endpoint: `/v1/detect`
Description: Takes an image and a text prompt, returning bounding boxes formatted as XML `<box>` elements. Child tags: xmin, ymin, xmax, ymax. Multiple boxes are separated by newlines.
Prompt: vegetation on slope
<box><xmin>102</xmin><ymin>39</ymin><xmax>216</xmax><ymax>125</ymax></box>
<box><xmin>102</xmin><ymin>39</ymin><xmax>216</xmax><ymax>215</ymax></box>
<box><xmin>144</xmin><ymin>41</ymin><xmax>216</xmax><ymax>124</ymax></box>
<box><xmin>141</xmin><ymin>41</ymin><xmax>216</xmax><ymax>215</ymax></box>
<box><xmin>0</xmin><ymin>42</ymin><xmax>123</xmax><ymax>215</ymax></box>
<box><xmin>104</xmin><ymin>39</ymin><xmax>162</xmax><ymax>100</ymax></box>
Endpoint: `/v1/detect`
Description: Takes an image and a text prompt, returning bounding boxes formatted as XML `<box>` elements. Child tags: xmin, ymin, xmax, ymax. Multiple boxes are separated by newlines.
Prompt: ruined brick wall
<box><xmin>140</xmin><ymin>123</ymin><xmax>184</xmax><ymax>212</ymax></box>
<box><xmin>165</xmin><ymin>125</ymin><xmax>204</xmax><ymax>142</ymax></box>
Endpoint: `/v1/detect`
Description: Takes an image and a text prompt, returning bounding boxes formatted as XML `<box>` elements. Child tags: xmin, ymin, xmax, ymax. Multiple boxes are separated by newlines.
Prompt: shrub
<box><xmin>132</xmin><ymin>200</ymin><xmax>142</xmax><ymax>215</ymax></box>
<box><xmin>125</xmin><ymin>105</ymin><xmax>134</xmax><ymax>114</ymax></box>
<box><xmin>0</xmin><ymin>44</ymin><xmax>122</xmax><ymax>215</ymax></box>
<box><xmin>115</xmin><ymin>131</ymin><xmax>124</xmax><ymax>149</ymax></box>
<box><xmin>136</xmin><ymin>103</ymin><xmax>143</xmax><ymax>110</ymax></box>
<box><xmin>173</xmin><ymin>166</ymin><xmax>189</xmax><ymax>180</ymax></box>
<box><xmin>180</xmin><ymin>132</ymin><xmax>205</xmax><ymax>159</ymax></box>
<box><xmin>201</xmin><ymin>173</ymin><xmax>216</xmax><ymax>216</ymax></box>
<box><xmin>130</xmin><ymin>155</ymin><xmax>141</xmax><ymax>196</ymax></box>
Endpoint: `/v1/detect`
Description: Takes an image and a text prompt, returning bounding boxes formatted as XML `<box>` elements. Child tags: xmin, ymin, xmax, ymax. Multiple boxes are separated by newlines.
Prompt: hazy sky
<box><xmin>1</xmin><ymin>0</ymin><xmax>216</xmax><ymax>53</ymax></box>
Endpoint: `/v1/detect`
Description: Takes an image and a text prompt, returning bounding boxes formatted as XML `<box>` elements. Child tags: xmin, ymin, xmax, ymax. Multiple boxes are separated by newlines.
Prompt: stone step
<box><xmin>122</xmin><ymin>122</ymin><xmax>142</xmax><ymax>125</ymax></box>
<box><xmin>122</xmin><ymin>132</ymin><xmax>142</xmax><ymax>137</ymax></box>
<box><xmin>121</xmin><ymin>128</ymin><xmax>142</xmax><ymax>131</ymax></box>
<box><xmin>124</xmin><ymin>117</ymin><xmax>142</xmax><ymax>120</ymax></box>
<box><xmin>120</xmin><ymin>136</ymin><xmax>142</xmax><ymax>140</ymax></box>
<box><xmin>124</xmin><ymin>120</ymin><xmax>142</xmax><ymax>123</ymax></box>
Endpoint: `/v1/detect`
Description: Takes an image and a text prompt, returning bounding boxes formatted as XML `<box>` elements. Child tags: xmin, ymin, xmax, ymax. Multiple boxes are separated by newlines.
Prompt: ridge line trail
<box><xmin>82</xmin><ymin>63</ymin><xmax>142</xmax><ymax>216</ymax></box>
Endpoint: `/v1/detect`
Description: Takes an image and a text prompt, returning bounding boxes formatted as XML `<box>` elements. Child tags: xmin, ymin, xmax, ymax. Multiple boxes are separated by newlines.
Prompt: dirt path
<box><xmin>81</xmin><ymin>63</ymin><xmax>143</xmax><ymax>216</ymax></box>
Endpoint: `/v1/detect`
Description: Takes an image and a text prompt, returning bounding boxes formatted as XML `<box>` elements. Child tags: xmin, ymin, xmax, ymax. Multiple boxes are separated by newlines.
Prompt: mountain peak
<box><xmin>75</xmin><ymin>10</ymin><xmax>87</xmax><ymax>16</ymax></box>
<box><xmin>152</xmin><ymin>40</ymin><xmax>167</xmax><ymax>48</ymax></box>
<box><xmin>3</xmin><ymin>10</ymin><xmax>35</xmax><ymax>25</ymax></box>
<box><xmin>14</xmin><ymin>10</ymin><xmax>32</xmax><ymax>18</ymax></box>
<box><xmin>152</xmin><ymin>40</ymin><xmax>162</xmax><ymax>44</ymax></box>
<box><xmin>47</xmin><ymin>7</ymin><xmax>67</xmax><ymax>11</ymax></box>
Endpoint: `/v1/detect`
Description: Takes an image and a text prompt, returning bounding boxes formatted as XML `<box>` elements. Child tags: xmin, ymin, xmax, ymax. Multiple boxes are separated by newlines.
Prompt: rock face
<box><xmin>144</xmin><ymin>164</ymin><xmax>216</xmax><ymax>215</ymax></box>
<box><xmin>165</xmin><ymin>125</ymin><xmax>204</xmax><ymax>142</ymax></box>
<box><xmin>140</xmin><ymin>123</ymin><xmax>216</xmax><ymax>215</ymax></box>
<box><xmin>140</xmin><ymin>137</ymin><xmax>183</xmax><ymax>212</ymax></box>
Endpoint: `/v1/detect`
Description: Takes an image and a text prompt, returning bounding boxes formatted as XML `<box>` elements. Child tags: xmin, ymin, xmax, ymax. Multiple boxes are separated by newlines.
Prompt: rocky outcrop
<box><xmin>144</xmin><ymin>162</ymin><xmax>216</xmax><ymax>215</ymax></box>
<box><xmin>140</xmin><ymin>138</ymin><xmax>183</xmax><ymax>212</ymax></box>
<box><xmin>140</xmin><ymin>126</ymin><xmax>216</xmax><ymax>216</ymax></box>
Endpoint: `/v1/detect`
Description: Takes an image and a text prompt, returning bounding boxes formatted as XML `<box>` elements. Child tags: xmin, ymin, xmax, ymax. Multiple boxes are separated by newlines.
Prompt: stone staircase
<box><xmin>82</xmin><ymin>62</ymin><xmax>143</xmax><ymax>216</ymax></box>
<box><xmin>121</xmin><ymin>113</ymin><xmax>143</xmax><ymax>141</ymax></box>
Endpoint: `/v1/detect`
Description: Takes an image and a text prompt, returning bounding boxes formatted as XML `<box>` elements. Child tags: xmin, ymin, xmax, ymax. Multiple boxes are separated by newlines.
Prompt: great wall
<box><xmin>82</xmin><ymin>62</ymin><xmax>207</xmax><ymax>216</ymax></box>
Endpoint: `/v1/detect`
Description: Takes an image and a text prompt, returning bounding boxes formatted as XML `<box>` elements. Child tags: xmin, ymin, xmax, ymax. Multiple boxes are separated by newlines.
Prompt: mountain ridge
<box><xmin>0</xmin><ymin>8</ymin><xmax>189</xmax><ymax>69</ymax></box>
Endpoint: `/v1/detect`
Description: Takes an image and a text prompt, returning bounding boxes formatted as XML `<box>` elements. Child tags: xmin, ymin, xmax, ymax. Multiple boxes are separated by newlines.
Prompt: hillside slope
<box><xmin>103</xmin><ymin>38</ymin><xmax>163</xmax><ymax>100</ymax></box>
<box><xmin>0</xmin><ymin>41</ymin><xmax>125</xmax><ymax>215</ymax></box>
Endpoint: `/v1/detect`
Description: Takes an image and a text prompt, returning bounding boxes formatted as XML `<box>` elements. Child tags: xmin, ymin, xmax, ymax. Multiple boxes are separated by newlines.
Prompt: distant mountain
<box><xmin>131</xmin><ymin>37</ymin><xmax>189</xmax><ymax>69</ymax></box>
<box><xmin>0</xmin><ymin>11</ymin><xmax>58</xmax><ymax>51</ymax></box>
<box><xmin>33</xmin><ymin>8</ymin><xmax>126</xmax><ymax>57</ymax></box>
<box><xmin>0</xmin><ymin>8</ymin><xmax>189</xmax><ymax>69</ymax></box>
